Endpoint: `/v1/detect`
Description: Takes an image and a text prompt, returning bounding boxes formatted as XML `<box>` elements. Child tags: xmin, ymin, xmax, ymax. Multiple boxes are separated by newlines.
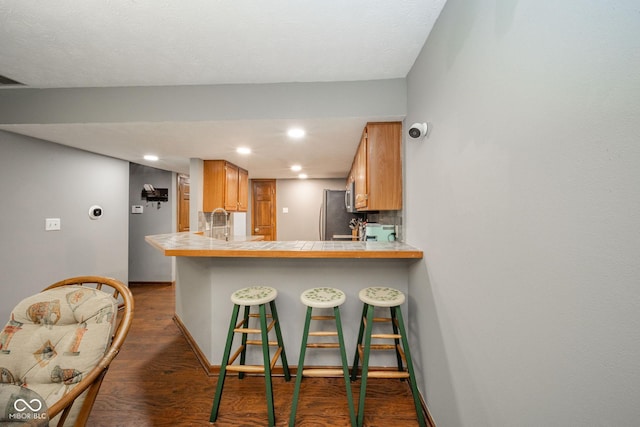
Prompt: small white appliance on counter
<box><xmin>364</xmin><ymin>224</ymin><xmax>397</xmax><ymax>241</ymax></box>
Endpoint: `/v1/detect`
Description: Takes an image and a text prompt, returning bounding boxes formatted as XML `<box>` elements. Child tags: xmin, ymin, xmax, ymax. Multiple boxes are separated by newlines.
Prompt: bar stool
<box><xmin>350</xmin><ymin>286</ymin><xmax>425</xmax><ymax>427</ymax></box>
<box><xmin>210</xmin><ymin>286</ymin><xmax>291</xmax><ymax>426</ymax></box>
<box><xmin>289</xmin><ymin>287</ymin><xmax>356</xmax><ymax>427</ymax></box>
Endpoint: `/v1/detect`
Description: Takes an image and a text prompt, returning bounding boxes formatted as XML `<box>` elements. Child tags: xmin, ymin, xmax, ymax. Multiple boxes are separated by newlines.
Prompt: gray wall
<box><xmin>0</xmin><ymin>80</ymin><xmax>406</xmax><ymax>126</ymax></box>
<box><xmin>405</xmin><ymin>1</ymin><xmax>640</xmax><ymax>426</ymax></box>
<box><xmin>0</xmin><ymin>131</ymin><xmax>129</xmax><ymax>321</ymax></box>
<box><xmin>276</xmin><ymin>178</ymin><xmax>346</xmax><ymax>240</ymax></box>
<box><xmin>128</xmin><ymin>163</ymin><xmax>174</xmax><ymax>282</ymax></box>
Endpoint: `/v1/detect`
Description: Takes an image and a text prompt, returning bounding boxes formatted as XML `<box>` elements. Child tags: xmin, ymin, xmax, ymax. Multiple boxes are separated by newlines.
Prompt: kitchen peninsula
<box><xmin>146</xmin><ymin>232</ymin><xmax>423</xmax><ymax>370</ymax></box>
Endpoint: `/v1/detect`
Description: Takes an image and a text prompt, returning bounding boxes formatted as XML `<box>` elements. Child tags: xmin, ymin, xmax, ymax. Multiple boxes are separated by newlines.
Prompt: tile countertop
<box><xmin>145</xmin><ymin>232</ymin><xmax>423</xmax><ymax>259</ymax></box>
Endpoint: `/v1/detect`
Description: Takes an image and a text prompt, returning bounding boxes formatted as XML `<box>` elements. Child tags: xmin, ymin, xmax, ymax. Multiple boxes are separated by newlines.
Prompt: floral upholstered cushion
<box><xmin>0</xmin><ymin>285</ymin><xmax>117</xmax><ymax>425</ymax></box>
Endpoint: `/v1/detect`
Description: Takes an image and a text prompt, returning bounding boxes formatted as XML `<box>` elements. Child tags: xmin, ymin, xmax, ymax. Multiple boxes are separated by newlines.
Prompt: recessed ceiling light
<box><xmin>287</xmin><ymin>128</ymin><xmax>306</xmax><ymax>139</ymax></box>
<box><xmin>144</xmin><ymin>154</ymin><xmax>159</xmax><ymax>161</ymax></box>
<box><xmin>236</xmin><ymin>147</ymin><xmax>251</xmax><ymax>155</ymax></box>
<box><xmin>298</xmin><ymin>173</ymin><xmax>308</xmax><ymax>179</ymax></box>
<box><xmin>291</xmin><ymin>165</ymin><xmax>302</xmax><ymax>172</ymax></box>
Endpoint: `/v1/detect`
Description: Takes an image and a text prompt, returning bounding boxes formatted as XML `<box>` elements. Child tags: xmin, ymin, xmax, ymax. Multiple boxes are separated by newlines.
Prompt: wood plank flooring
<box><xmin>87</xmin><ymin>283</ymin><xmax>425</xmax><ymax>426</ymax></box>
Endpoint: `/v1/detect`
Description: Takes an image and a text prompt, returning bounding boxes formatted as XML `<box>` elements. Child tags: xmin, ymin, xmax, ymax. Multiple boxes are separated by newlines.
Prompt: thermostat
<box><xmin>89</xmin><ymin>205</ymin><xmax>104</xmax><ymax>220</ymax></box>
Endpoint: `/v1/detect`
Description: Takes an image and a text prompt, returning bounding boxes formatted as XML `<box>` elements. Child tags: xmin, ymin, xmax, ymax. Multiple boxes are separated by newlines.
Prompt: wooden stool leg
<box><xmin>351</xmin><ymin>303</ymin><xmax>368</xmax><ymax>381</ymax></box>
<box><xmin>210</xmin><ymin>304</ymin><xmax>241</xmax><ymax>422</ymax></box>
<box><xmin>289</xmin><ymin>306</ymin><xmax>313</xmax><ymax>426</ymax></box>
<box><xmin>395</xmin><ymin>305</ymin><xmax>426</xmax><ymax>427</ymax></box>
<box><xmin>239</xmin><ymin>305</ymin><xmax>251</xmax><ymax>379</ymax></box>
<box><xmin>259</xmin><ymin>303</ymin><xmax>276</xmax><ymax>426</ymax></box>
<box><xmin>270</xmin><ymin>300</ymin><xmax>291</xmax><ymax>381</ymax></box>
<box><xmin>356</xmin><ymin>304</ymin><xmax>375</xmax><ymax>427</ymax></box>
<box><xmin>335</xmin><ymin>306</ymin><xmax>357</xmax><ymax>427</ymax></box>
<box><xmin>390</xmin><ymin>307</ymin><xmax>405</xmax><ymax>373</ymax></box>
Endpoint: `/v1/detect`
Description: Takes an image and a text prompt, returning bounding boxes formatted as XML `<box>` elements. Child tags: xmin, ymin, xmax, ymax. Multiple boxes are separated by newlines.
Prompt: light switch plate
<box><xmin>45</xmin><ymin>218</ymin><xmax>61</xmax><ymax>231</ymax></box>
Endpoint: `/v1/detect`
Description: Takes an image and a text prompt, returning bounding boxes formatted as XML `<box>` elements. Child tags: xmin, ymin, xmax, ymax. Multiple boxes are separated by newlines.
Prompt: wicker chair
<box><xmin>0</xmin><ymin>276</ymin><xmax>134</xmax><ymax>426</ymax></box>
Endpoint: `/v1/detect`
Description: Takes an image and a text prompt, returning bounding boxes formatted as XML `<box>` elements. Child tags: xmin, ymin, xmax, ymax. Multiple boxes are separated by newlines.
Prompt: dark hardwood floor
<box><xmin>87</xmin><ymin>283</ymin><xmax>425</xmax><ymax>426</ymax></box>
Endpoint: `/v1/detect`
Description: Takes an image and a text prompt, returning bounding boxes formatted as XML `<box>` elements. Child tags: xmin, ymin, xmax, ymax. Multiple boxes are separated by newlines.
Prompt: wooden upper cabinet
<box><xmin>203</xmin><ymin>160</ymin><xmax>249</xmax><ymax>212</ymax></box>
<box><xmin>348</xmin><ymin>122</ymin><xmax>402</xmax><ymax>211</ymax></box>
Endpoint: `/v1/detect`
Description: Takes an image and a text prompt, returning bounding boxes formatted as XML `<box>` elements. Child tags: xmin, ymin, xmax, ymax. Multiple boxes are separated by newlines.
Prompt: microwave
<box><xmin>345</xmin><ymin>181</ymin><xmax>357</xmax><ymax>213</ymax></box>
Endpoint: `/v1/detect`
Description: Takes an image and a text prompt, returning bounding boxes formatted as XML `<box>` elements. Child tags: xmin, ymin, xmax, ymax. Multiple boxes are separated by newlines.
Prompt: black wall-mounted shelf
<box><xmin>142</xmin><ymin>188</ymin><xmax>169</xmax><ymax>202</ymax></box>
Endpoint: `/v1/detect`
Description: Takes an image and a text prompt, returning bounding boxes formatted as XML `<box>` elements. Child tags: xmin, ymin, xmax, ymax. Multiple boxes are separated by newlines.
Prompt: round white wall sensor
<box><xmin>88</xmin><ymin>205</ymin><xmax>104</xmax><ymax>220</ymax></box>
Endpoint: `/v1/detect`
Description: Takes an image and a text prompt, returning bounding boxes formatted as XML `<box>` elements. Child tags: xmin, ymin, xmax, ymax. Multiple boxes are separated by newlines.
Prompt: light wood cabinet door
<box><xmin>224</xmin><ymin>163</ymin><xmax>239</xmax><ymax>211</ymax></box>
<box><xmin>354</xmin><ymin>132</ymin><xmax>368</xmax><ymax>209</ymax></box>
<box><xmin>203</xmin><ymin>160</ymin><xmax>226</xmax><ymax>212</ymax></box>
<box><xmin>237</xmin><ymin>167</ymin><xmax>248</xmax><ymax>212</ymax></box>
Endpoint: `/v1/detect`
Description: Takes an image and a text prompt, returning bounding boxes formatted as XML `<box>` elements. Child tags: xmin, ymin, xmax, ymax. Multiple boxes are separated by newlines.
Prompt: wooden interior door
<box><xmin>177</xmin><ymin>174</ymin><xmax>190</xmax><ymax>232</ymax></box>
<box><xmin>251</xmin><ymin>179</ymin><xmax>277</xmax><ymax>241</ymax></box>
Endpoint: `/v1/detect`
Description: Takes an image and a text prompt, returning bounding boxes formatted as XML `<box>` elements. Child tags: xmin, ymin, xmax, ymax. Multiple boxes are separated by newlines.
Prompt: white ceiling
<box><xmin>0</xmin><ymin>0</ymin><xmax>446</xmax><ymax>177</ymax></box>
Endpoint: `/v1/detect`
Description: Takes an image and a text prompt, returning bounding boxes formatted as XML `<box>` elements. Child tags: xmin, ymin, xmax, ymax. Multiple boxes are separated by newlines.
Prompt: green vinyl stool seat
<box><xmin>350</xmin><ymin>286</ymin><xmax>426</xmax><ymax>427</ymax></box>
<box><xmin>210</xmin><ymin>286</ymin><xmax>291</xmax><ymax>427</ymax></box>
<box><xmin>289</xmin><ymin>287</ymin><xmax>356</xmax><ymax>426</ymax></box>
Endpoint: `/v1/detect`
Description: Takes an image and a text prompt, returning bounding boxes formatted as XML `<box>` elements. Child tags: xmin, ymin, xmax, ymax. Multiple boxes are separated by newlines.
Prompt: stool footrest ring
<box><xmin>302</xmin><ymin>368</ymin><xmax>348</xmax><ymax>377</ymax></box>
<box><xmin>366</xmin><ymin>371</ymin><xmax>410</xmax><ymax>379</ymax></box>
<box><xmin>226</xmin><ymin>365</ymin><xmax>266</xmax><ymax>374</ymax></box>
<box><xmin>245</xmin><ymin>340</ymin><xmax>278</xmax><ymax>346</ymax></box>
<box><xmin>311</xmin><ymin>315</ymin><xmax>336</xmax><ymax>320</ymax></box>
<box><xmin>307</xmin><ymin>343</ymin><xmax>340</xmax><ymax>349</ymax></box>
<box><xmin>309</xmin><ymin>331</ymin><xmax>338</xmax><ymax>337</ymax></box>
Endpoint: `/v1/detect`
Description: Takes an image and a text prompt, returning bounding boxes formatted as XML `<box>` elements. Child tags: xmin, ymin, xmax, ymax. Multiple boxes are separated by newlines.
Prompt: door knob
<box><xmin>254</xmin><ymin>228</ymin><xmax>259</xmax><ymax>232</ymax></box>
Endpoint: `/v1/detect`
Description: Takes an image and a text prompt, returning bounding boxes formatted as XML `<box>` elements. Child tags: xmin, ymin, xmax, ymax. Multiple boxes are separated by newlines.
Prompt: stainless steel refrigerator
<box><xmin>319</xmin><ymin>189</ymin><xmax>357</xmax><ymax>240</ymax></box>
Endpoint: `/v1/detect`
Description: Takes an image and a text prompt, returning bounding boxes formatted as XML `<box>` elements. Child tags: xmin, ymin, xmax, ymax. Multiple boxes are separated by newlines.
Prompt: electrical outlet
<box><xmin>45</xmin><ymin>218</ymin><xmax>61</xmax><ymax>231</ymax></box>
